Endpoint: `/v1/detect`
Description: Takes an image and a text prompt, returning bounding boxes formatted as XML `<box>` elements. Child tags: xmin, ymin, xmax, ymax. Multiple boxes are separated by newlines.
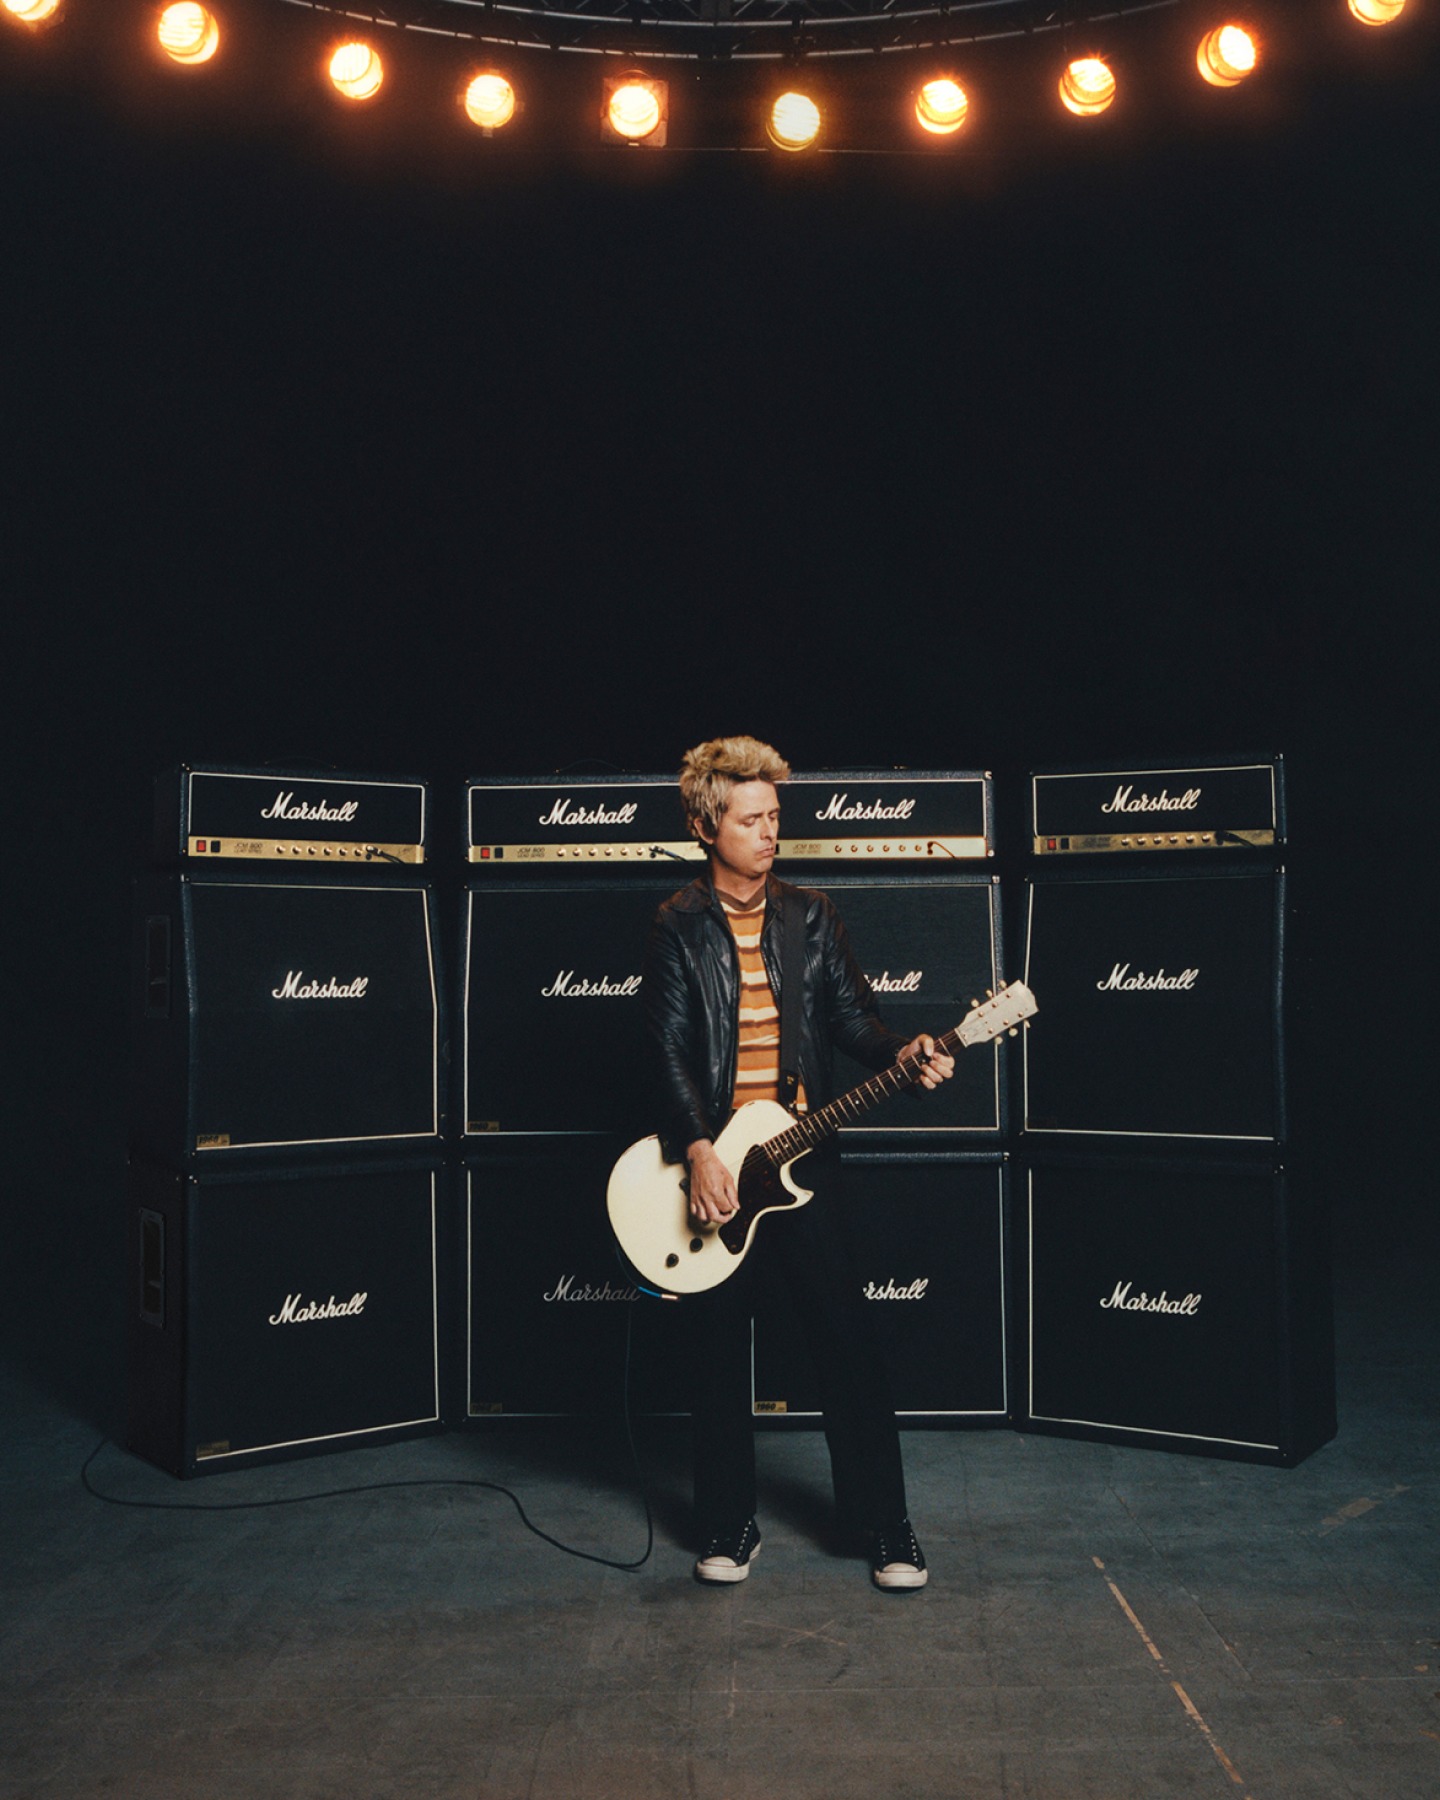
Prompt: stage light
<box><xmin>915</xmin><ymin>78</ymin><xmax>969</xmax><ymax>136</ymax></box>
<box><xmin>768</xmin><ymin>91</ymin><xmax>822</xmax><ymax>152</ymax></box>
<box><xmin>604</xmin><ymin>74</ymin><xmax>668</xmax><ymax>145</ymax></box>
<box><xmin>329</xmin><ymin>40</ymin><xmax>384</xmax><ymax>102</ymax></box>
<box><xmin>1196</xmin><ymin>24</ymin><xmax>1257</xmax><ymax>85</ymax></box>
<box><xmin>464</xmin><ymin>71</ymin><xmax>516</xmax><ymax>132</ymax></box>
<box><xmin>3</xmin><ymin>0</ymin><xmax>62</xmax><ymax>24</ymax></box>
<box><xmin>158</xmin><ymin>4</ymin><xmax>219</xmax><ymax>66</ymax></box>
<box><xmin>1059</xmin><ymin>57</ymin><xmax>1117</xmax><ymax>117</ymax></box>
<box><xmin>1348</xmin><ymin>0</ymin><xmax>1406</xmax><ymax>21</ymax></box>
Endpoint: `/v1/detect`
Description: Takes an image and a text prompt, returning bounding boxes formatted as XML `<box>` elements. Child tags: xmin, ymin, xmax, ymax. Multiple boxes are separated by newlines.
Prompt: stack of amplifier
<box><xmin>128</xmin><ymin>755</ymin><xmax>1334</xmax><ymax>1477</ymax></box>
<box><xmin>461</xmin><ymin>770</ymin><xmax>1008</xmax><ymax>1430</ymax></box>
<box><xmin>1019</xmin><ymin>758</ymin><xmax>1332</xmax><ymax>1463</ymax></box>
<box><xmin>128</xmin><ymin>770</ymin><xmax>447</xmax><ymax>1476</ymax></box>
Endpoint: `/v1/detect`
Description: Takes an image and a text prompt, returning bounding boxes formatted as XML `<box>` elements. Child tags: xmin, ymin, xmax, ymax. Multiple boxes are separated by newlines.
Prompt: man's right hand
<box><xmin>685</xmin><ymin>1140</ymin><xmax>739</xmax><ymax>1225</ymax></box>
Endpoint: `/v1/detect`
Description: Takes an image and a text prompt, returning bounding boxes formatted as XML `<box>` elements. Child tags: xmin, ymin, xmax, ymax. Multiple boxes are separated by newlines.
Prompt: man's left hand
<box><xmin>898</xmin><ymin>1034</ymin><xmax>954</xmax><ymax>1089</ymax></box>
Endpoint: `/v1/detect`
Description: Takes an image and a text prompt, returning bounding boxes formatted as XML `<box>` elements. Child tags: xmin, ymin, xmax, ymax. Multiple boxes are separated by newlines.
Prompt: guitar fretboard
<box><xmin>759</xmin><ymin>1021</ymin><xmax>969</xmax><ymax>1167</ymax></box>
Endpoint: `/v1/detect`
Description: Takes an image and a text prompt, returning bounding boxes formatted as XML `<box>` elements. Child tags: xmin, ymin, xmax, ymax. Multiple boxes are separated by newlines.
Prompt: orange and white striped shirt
<box><xmin>718</xmin><ymin>890</ymin><xmax>807</xmax><ymax>1113</ymax></box>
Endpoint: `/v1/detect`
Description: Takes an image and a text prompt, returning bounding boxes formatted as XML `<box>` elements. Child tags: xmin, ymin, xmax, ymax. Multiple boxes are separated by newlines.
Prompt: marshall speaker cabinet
<box><xmin>822</xmin><ymin>874</ymin><xmax>1007</xmax><ymax>1139</ymax></box>
<box><xmin>1020</xmin><ymin>1155</ymin><xmax>1334</xmax><ymax>1465</ymax></box>
<box><xmin>156</xmin><ymin>765</ymin><xmax>428</xmax><ymax>867</ymax></box>
<box><xmin>465</xmin><ymin>1145</ymin><xmax>690</xmax><ymax>1418</ymax></box>
<box><xmin>463</xmin><ymin>875</ymin><xmax>677</xmax><ymax>1140</ymax></box>
<box><xmin>131</xmin><ymin>872</ymin><xmax>443</xmax><ymax>1159</ymax></box>
<box><xmin>752</xmin><ymin>1154</ymin><xmax>1010</xmax><ymax>1423</ymax></box>
<box><xmin>1021</xmin><ymin>866</ymin><xmax>1285</xmax><ymax>1144</ymax></box>
<box><xmin>128</xmin><ymin>1157</ymin><xmax>446</xmax><ymax>1476</ymax></box>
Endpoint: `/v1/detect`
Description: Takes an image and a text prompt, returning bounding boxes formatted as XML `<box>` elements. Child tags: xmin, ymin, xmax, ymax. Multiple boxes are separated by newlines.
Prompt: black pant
<box><xmin>686</xmin><ymin>1154</ymin><xmax>907</xmax><ymax>1536</ymax></box>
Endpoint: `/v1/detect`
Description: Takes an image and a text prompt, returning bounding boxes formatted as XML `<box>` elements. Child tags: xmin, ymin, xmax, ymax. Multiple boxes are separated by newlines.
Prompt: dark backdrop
<box><xmin>3</xmin><ymin>5</ymin><xmax>1435</xmax><ymax>1429</ymax></box>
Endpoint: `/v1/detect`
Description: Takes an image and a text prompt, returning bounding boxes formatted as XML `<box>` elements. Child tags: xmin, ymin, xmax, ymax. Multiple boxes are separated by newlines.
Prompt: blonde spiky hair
<box><xmin>679</xmin><ymin>736</ymin><xmax>791</xmax><ymax>841</ymax></box>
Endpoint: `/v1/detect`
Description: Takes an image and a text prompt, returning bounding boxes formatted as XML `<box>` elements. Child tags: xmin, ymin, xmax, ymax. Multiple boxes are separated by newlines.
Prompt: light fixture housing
<box><xmin>1059</xmin><ymin>56</ymin><xmax>1117</xmax><ymax>117</ymax></box>
<box><xmin>158</xmin><ymin>4</ymin><xmax>220</xmax><ymax>66</ymax></box>
<box><xmin>329</xmin><ymin>40</ymin><xmax>385</xmax><ymax>103</ymax></box>
<box><xmin>915</xmin><ymin>77</ymin><xmax>969</xmax><ymax>137</ymax></box>
<box><xmin>603</xmin><ymin>73</ymin><xmax>668</xmax><ymax>145</ymax></box>
<box><xmin>767</xmin><ymin>90</ymin><xmax>822</xmax><ymax>152</ymax></box>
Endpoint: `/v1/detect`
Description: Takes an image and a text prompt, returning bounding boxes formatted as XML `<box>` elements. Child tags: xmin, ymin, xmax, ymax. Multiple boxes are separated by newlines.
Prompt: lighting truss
<box><xmin>273</xmin><ymin>0</ymin><xmax>1180</xmax><ymax>62</ymax></box>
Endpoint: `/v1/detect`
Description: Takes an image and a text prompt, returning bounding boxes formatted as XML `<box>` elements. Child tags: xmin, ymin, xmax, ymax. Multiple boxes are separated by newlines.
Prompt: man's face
<box><xmin>705</xmin><ymin>780</ymin><xmax>780</xmax><ymax>885</ymax></box>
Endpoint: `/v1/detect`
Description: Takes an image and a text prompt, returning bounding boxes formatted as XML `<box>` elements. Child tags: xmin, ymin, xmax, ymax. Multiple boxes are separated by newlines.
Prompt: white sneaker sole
<box><xmin>873</xmin><ymin>1564</ymin><xmax>928</xmax><ymax>1591</ymax></box>
<box><xmin>695</xmin><ymin>1543</ymin><xmax>760</xmax><ymax>1584</ymax></box>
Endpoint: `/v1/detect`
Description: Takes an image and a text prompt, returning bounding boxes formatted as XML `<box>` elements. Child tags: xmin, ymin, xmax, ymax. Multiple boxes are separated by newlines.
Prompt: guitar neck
<box><xmin>761</xmin><ymin>1022</ymin><xmax>967</xmax><ymax>1166</ymax></box>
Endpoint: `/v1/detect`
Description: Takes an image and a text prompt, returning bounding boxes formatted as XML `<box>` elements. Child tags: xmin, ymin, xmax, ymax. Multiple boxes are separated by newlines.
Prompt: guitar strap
<box><xmin>777</xmin><ymin>885</ymin><xmax>805</xmax><ymax>1112</ymax></box>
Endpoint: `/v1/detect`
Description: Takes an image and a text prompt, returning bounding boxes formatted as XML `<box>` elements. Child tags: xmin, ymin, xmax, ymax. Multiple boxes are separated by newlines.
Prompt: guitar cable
<box><xmin>78</xmin><ymin>1306</ymin><xmax>657</xmax><ymax>1572</ymax></box>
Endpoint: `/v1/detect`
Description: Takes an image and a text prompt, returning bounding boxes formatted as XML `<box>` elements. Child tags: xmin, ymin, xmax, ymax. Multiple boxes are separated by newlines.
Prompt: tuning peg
<box><xmin>970</xmin><ymin>998</ymin><xmax>979</xmax><ymax>1009</ymax></box>
<box><xmin>1008</xmin><ymin>1028</ymin><xmax>1019</xmax><ymax>1037</ymax></box>
<box><xmin>986</xmin><ymin>988</ymin><xmax>994</xmax><ymax>998</ymax></box>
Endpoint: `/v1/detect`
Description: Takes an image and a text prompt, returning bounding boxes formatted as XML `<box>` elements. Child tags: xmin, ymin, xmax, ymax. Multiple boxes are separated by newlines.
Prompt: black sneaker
<box><xmin>870</xmin><ymin>1519</ymin><xmax>928</xmax><ymax>1591</ymax></box>
<box><xmin>694</xmin><ymin>1517</ymin><xmax>762</xmax><ymax>1584</ymax></box>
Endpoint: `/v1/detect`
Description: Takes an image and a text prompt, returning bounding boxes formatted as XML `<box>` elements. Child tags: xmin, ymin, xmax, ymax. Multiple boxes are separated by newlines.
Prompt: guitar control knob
<box><xmin>689</xmin><ymin>1238</ymin><xmax>704</xmax><ymax>1254</ymax></box>
<box><xmin>666</xmin><ymin>1254</ymin><xmax>679</xmax><ymax>1269</ymax></box>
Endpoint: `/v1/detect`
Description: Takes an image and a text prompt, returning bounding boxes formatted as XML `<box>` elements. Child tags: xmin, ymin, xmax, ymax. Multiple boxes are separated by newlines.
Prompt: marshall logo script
<box><xmin>538</xmin><ymin>798</ymin><xmax>640</xmax><ymax>828</ymax></box>
<box><xmin>1096</xmin><ymin>965</ymin><xmax>1199</xmax><ymax>993</ymax></box>
<box><xmin>541</xmin><ymin>972</ymin><xmax>643</xmax><ymax>998</ymax></box>
<box><xmin>869</xmin><ymin>971</ymin><xmax>923</xmax><ymax>994</ymax></box>
<box><xmin>272</xmin><ymin>971</ymin><xmax>370</xmax><ymax>1000</ymax></box>
<box><xmin>863</xmin><ymin>1278</ymin><xmax>930</xmax><ymax>1301</ymax></box>
<box><xmin>269</xmin><ymin>1292</ymin><xmax>368</xmax><ymax>1324</ymax></box>
<box><xmin>1100</xmin><ymin>1282</ymin><xmax>1201</xmax><ymax>1316</ymax></box>
<box><xmin>815</xmin><ymin>793</ymin><xmax>918</xmax><ymax>822</ymax></box>
<box><xmin>542</xmin><ymin>1274</ymin><xmax>639</xmax><ymax>1303</ymax></box>
<box><xmin>1100</xmin><ymin>785</ymin><xmax>1202</xmax><ymax>815</ymax></box>
<box><xmin>261</xmin><ymin>791</ymin><xmax>361</xmax><ymax>824</ymax></box>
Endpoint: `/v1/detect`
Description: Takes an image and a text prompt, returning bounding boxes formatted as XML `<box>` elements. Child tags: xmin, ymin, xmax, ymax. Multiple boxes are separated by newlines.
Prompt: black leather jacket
<box><xmin>642</xmin><ymin>873</ymin><xmax>908</xmax><ymax>1163</ymax></box>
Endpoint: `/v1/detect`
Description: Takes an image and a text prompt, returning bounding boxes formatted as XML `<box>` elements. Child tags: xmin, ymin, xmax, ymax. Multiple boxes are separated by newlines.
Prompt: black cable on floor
<box><xmin>81</xmin><ymin>1310</ymin><xmax>656</xmax><ymax>1572</ymax></box>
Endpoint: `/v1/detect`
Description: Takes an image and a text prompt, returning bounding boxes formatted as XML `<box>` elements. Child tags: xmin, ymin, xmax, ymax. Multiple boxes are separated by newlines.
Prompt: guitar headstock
<box><xmin>956</xmin><ymin>981</ymin><xmax>1038</xmax><ymax>1047</ymax></box>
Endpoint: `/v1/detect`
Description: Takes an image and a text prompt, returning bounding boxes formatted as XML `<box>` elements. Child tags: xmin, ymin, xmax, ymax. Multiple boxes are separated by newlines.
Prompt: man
<box><xmin>642</xmin><ymin>735</ymin><xmax>954</xmax><ymax>1591</ymax></box>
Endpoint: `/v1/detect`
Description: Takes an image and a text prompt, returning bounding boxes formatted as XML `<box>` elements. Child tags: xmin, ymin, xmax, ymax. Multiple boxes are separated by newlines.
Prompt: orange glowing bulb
<box><xmin>329</xmin><ymin>41</ymin><xmax>384</xmax><ymax>102</ymax></box>
<box><xmin>1198</xmin><ymin>24</ymin><xmax>1258</xmax><ymax>86</ymax></box>
<box><xmin>3</xmin><ymin>0</ymin><xmax>63</xmax><ymax>23</ymax></box>
<box><xmin>916</xmin><ymin>79</ymin><xmax>969</xmax><ymax>136</ymax></box>
<box><xmin>1060</xmin><ymin>57</ymin><xmax>1117</xmax><ymax>117</ymax></box>
<box><xmin>1348</xmin><ymin>0</ymin><xmax>1406</xmax><ymax>22</ymax></box>
<box><xmin>768</xmin><ymin>91</ymin><xmax>821</xmax><ymax>151</ymax></box>
<box><xmin>465</xmin><ymin>73</ymin><xmax>516</xmax><ymax>132</ymax></box>
<box><xmin>608</xmin><ymin>81</ymin><xmax>663</xmax><ymax>140</ymax></box>
<box><xmin>158</xmin><ymin>4</ymin><xmax>219</xmax><ymax>66</ymax></box>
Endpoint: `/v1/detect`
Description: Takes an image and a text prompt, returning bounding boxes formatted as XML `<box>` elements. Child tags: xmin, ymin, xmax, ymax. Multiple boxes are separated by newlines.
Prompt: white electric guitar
<box><xmin>607</xmin><ymin>981</ymin><xmax>1037</xmax><ymax>1295</ymax></box>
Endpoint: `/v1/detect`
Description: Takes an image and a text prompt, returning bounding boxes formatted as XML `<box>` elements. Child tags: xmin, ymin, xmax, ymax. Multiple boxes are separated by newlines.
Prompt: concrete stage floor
<box><xmin>2</xmin><ymin>1211</ymin><xmax>1436</xmax><ymax>1800</ymax></box>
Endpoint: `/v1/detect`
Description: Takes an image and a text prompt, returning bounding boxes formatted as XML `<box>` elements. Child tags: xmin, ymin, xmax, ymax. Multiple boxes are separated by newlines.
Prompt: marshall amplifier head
<box><xmin>1022</xmin><ymin>867</ymin><xmax>1284</xmax><ymax>1144</ymax></box>
<box><xmin>752</xmin><ymin>1154</ymin><xmax>1009</xmax><ymax>1421</ymax></box>
<box><xmin>1022</xmin><ymin>1157</ymin><xmax>1335</xmax><ymax>1465</ymax></box>
<box><xmin>467</xmin><ymin>774</ymin><xmax>704</xmax><ymax>867</ymax></box>
<box><xmin>463</xmin><ymin>876</ymin><xmax>674</xmax><ymax>1137</ymax></box>
<box><xmin>465</xmin><ymin>1147</ymin><xmax>690</xmax><ymax>1418</ymax></box>
<box><xmin>127</xmin><ymin>1157</ymin><xmax>444</xmax><ymax>1477</ymax></box>
<box><xmin>132</xmin><ymin>873</ymin><xmax>443</xmax><ymax>1158</ymax></box>
<box><xmin>466</xmin><ymin>769</ymin><xmax>993</xmax><ymax>866</ymax></box>
<box><xmin>1030</xmin><ymin>756</ymin><xmax>1283</xmax><ymax>857</ymax></box>
<box><xmin>822</xmin><ymin>873</ymin><xmax>1006</xmax><ymax>1138</ymax></box>
<box><xmin>157</xmin><ymin>765</ymin><xmax>428</xmax><ymax>867</ymax></box>
<box><xmin>780</xmin><ymin>771</ymin><xmax>993</xmax><ymax>863</ymax></box>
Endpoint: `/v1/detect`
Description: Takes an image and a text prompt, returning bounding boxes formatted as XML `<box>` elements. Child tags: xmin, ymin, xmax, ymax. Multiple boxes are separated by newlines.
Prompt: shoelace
<box><xmin>874</xmin><ymin>1524</ymin><xmax>922</xmax><ymax>1568</ymax></box>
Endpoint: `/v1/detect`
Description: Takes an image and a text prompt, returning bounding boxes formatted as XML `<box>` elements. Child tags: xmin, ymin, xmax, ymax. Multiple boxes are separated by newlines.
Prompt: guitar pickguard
<box><xmin>719</xmin><ymin>1149</ymin><xmax>806</xmax><ymax>1255</ymax></box>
